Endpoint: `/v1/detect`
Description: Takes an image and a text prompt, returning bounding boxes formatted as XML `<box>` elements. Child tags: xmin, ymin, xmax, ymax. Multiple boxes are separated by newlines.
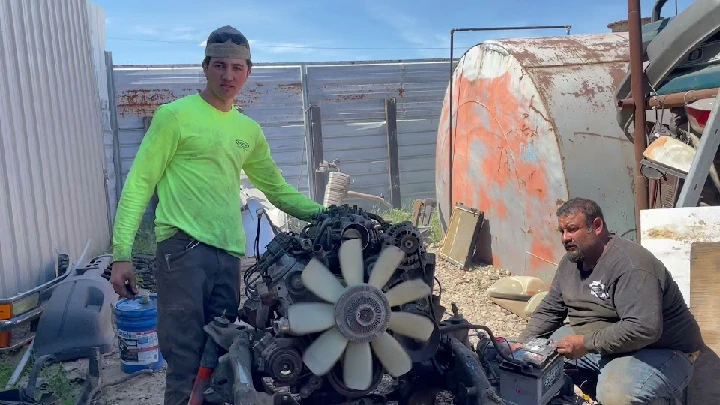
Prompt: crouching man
<box><xmin>514</xmin><ymin>198</ymin><xmax>703</xmax><ymax>404</ymax></box>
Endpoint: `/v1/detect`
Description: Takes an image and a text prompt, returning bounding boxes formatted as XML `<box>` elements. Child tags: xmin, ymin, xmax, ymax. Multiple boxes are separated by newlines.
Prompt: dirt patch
<box><xmin>429</xmin><ymin>246</ymin><xmax>528</xmax><ymax>342</ymax></box>
<box><xmin>646</xmin><ymin>227</ymin><xmax>683</xmax><ymax>239</ymax></box>
<box><xmin>96</xmin><ymin>338</ymin><xmax>166</xmax><ymax>404</ymax></box>
<box><xmin>645</xmin><ymin>224</ymin><xmax>716</xmax><ymax>243</ymax></box>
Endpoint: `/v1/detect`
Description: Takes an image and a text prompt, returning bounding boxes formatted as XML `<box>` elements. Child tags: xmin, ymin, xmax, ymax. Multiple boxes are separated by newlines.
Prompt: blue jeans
<box><xmin>550</xmin><ymin>326</ymin><xmax>696</xmax><ymax>404</ymax></box>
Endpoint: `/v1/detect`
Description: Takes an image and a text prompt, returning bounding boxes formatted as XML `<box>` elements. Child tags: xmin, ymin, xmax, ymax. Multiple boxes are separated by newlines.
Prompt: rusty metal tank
<box><xmin>435</xmin><ymin>33</ymin><xmax>636</xmax><ymax>282</ymax></box>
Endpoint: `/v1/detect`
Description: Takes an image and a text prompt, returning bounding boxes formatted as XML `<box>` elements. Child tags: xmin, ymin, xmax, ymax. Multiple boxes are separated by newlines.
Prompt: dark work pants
<box><xmin>154</xmin><ymin>230</ymin><xmax>241</xmax><ymax>405</ymax></box>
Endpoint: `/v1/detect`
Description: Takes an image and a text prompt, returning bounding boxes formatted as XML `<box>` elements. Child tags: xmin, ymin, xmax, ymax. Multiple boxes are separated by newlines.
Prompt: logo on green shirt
<box><xmin>236</xmin><ymin>139</ymin><xmax>250</xmax><ymax>150</ymax></box>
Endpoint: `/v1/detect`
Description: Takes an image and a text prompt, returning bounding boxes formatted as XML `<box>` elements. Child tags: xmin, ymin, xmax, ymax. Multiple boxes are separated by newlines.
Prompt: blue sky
<box><xmin>94</xmin><ymin>0</ymin><xmax>694</xmax><ymax>66</ymax></box>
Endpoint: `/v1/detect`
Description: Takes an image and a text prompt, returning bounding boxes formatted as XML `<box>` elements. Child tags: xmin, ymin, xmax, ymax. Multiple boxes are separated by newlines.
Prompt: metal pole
<box><xmin>299</xmin><ymin>63</ymin><xmax>316</xmax><ymax>201</ymax></box>
<box><xmin>448</xmin><ymin>29</ymin><xmax>454</xmax><ymax>231</ymax></box>
<box><xmin>652</xmin><ymin>0</ymin><xmax>669</xmax><ymax>21</ymax></box>
<box><xmin>628</xmin><ymin>0</ymin><xmax>649</xmax><ymax>242</ymax></box>
<box><xmin>105</xmin><ymin>51</ymin><xmax>122</xmax><ymax>207</ymax></box>
<box><xmin>618</xmin><ymin>88</ymin><xmax>719</xmax><ymax>109</ymax></box>
<box><xmin>446</xmin><ymin>25</ymin><xmax>571</xmax><ymax>231</ymax></box>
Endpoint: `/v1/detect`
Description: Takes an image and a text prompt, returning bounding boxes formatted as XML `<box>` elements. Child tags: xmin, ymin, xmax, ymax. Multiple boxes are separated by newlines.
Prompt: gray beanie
<box><xmin>205</xmin><ymin>25</ymin><xmax>251</xmax><ymax>59</ymax></box>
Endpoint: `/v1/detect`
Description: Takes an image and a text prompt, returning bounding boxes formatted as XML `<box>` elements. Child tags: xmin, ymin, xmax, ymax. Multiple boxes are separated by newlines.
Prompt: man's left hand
<box><xmin>556</xmin><ymin>335</ymin><xmax>588</xmax><ymax>360</ymax></box>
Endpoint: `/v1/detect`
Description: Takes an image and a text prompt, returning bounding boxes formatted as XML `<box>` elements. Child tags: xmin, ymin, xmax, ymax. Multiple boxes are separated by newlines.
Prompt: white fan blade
<box><xmin>287</xmin><ymin>303</ymin><xmax>336</xmax><ymax>335</ymax></box>
<box><xmin>370</xmin><ymin>332</ymin><xmax>412</xmax><ymax>377</ymax></box>
<box><xmin>343</xmin><ymin>342</ymin><xmax>373</xmax><ymax>391</ymax></box>
<box><xmin>368</xmin><ymin>246</ymin><xmax>405</xmax><ymax>289</ymax></box>
<box><xmin>302</xmin><ymin>327</ymin><xmax>348</xmax><ymax>376</ymax></box>
<box><xmin>388</xmin><ymin>311</ymin><xmax>435</xmax><ymax>341</ymax></box>
<box><xmin>385</xmin><ymin>279</ymin><xmax>431</xmax><ymax>307</ymax></box>
<box><xmin>301</xmin><ymin>258</ymin><xmax>346</xmax><ymax>303</ymax></box>
<box><xmin>339</xmin><ymin>238</ymin><xmax>364</xmax><ymax>287</ymax></box>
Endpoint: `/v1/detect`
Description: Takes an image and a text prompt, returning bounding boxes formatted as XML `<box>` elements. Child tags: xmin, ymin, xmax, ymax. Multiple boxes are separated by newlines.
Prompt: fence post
<box><xmin>105</xmin><ymin>51</ymin><xmax>122</xmax><ymax>207</ymax></box>
<box><xmin>385</xmin><ymin>97</ymin><xmax>401</xmax><ymax>208</ymax></box>
<box><xmin>309</xmin><ymin>105</ymin><xmax>326</xmax><ymax>204</ymax></box>
<box><xmin>300</xmin><ymin>64</ymin><xmax>317</xmax><ymax>201</ymax></box>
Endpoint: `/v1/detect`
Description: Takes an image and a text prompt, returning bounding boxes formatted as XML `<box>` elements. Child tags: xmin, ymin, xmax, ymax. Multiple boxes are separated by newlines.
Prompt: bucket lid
<box><xmin>114</xmin><ymin>294</ymin><xmax>158</xmax><ymax>315</ymax></box>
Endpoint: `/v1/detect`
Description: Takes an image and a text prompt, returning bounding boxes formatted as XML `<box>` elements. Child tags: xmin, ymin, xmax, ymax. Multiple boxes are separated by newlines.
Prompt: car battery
<box><xmin>498</xmin><ymin>338</ymin><xmax>567</xmax><ymax>405</ymax></box>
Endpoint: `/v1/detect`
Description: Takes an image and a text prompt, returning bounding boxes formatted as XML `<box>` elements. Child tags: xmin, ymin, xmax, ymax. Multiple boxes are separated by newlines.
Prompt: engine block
<box><xmin>241</xmin><ymin>205</ymin><xmax>437</xmax><ymax>322</ymax></box>
<box><xmin>237</xmin><ymin>205</ymin><xmax>442</xmax><ymax>399</ymax></box>
<box><xmin>204</xmin><ymin>204</ymin><xmax>581</xmax><ymax>405</ymax></box>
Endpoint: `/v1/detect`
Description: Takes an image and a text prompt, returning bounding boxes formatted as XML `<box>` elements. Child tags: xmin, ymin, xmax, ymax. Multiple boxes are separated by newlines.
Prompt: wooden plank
<box><xmin>411</xmin><ymin>198</ymin><xmax>436</xmax><ymax>227</ymax></box>
<box><xmin>687</xmin><ymin>242</ymin><xmax>720</xmax><ymax>405</ymax></box>
<box><xmin>690</xmin><ymin>242</ymin><xmax>720</xmax><ymax>353</ymax></box>
<box><xmin>439</xmin><ymin>203</ymin><xmax>484</xmax><ymax>269</ymax></box>
<box><xmin>385</xmin><ymin>97</ymin><xmax>401</xmax><ymax>208</ymax></box>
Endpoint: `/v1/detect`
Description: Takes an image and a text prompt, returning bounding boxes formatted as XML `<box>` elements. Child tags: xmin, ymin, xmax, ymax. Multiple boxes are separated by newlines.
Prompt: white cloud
<box><xmin>364</xmin><ymin>3</ymin><xmax>447</xmax><ymax>58</ymax></box>
<box><xmin>129</xmin><ymin>24</ymin><xmax>205</xmax><ymax>43</ymax></box>
<box><xmin>200</xmin><ymin>38</ymin><xmax>318</xmax><ymax>55</ymax></box>
<box><xmin>130</xmin><ymin>25</ymin><xmax>160</xmax><ymax>36</ymax></box>
<box><xmin>169</xmin><ymin>27</ymin><xmax>201</xmax><ymax>41</ymax></box>
<box><xmin>253</xmin><ymin>40</ymin><xmax>312</xmax><ymax>54</ymax></box>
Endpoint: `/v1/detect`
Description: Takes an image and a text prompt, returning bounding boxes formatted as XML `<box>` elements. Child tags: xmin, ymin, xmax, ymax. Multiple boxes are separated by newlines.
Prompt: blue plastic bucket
<box><xmin>113</xmin><ymin>295</ymin><xmax>166</xmax><ymax>374</ymax></box>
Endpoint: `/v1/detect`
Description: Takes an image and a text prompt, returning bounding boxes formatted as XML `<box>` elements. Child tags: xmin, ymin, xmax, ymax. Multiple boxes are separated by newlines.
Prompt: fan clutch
<box><xmin>285</xmin><ymin>238</ymin><xmax>435</xmax><ymax>391</ymax></box>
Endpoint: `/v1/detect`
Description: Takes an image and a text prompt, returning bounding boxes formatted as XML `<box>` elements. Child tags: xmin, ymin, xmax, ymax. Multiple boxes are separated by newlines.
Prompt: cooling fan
<box><xmin>284</xmin><ymin>238</ymin><xmax>435</xmax><ymax>391</ymax></box>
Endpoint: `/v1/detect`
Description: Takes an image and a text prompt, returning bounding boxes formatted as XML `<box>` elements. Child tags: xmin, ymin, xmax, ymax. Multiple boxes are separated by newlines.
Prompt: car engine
<box><xmin>201</xmin><ymin>204</ymin><xmax>589</xmax><ymax>405</ymax></box>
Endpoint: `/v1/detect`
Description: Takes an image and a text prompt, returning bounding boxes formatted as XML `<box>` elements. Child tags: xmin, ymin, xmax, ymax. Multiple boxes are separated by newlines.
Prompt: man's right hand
<box><xmin>110</xmin><ymin>261</ymin><xmax>138</xmax><ymax>299</ymax></box>
<box><xmin>510</xmin><ymin>342</ymin><xmax>523</xmax><ymax>352</ymax></box>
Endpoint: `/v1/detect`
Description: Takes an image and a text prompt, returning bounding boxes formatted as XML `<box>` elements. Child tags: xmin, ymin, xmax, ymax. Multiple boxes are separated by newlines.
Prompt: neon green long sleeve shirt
<box><xmin>112</xmin><ymin>93</ymin><xmax>325</xmax><ymax>262</ymax></box>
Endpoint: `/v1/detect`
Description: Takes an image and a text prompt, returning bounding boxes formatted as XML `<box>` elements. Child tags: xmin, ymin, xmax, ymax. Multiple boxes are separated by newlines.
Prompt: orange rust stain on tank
<box><xmin>529</xmin><ymin>238</ymin><xmax>559</xmax><ymax>274</ymax></box>
<box><xmin>476</xmin><ymin>191</ymin><xmax>494</xmax><ymax>222</ymax></box>
<box><xmin>454</xmin><ymin>72</ymin><xmax>520</xmax><ymax>193</ymax></box>
<box><xmin>495</xmin><ymin>199</ymin><xmax>508</xmax><ymax>221</ymax></box>
<box><xmin>503</xmin><ymin>36</ymin><xmax>616</xmax><ymax>66</ymax></box>
<box><xmin>451</xmin><ymin>67</ymin><xmax>558</xmax><ymax>275</ymax></box>
<box><xmin>575</xmin><ymin>81</ymin><xmax>598</xmax><ymax>98</ymax></box>
<box><xmin>523</xmin><ymin>168</ymin><xmax>547</xmax><ymax>199</ymax></box>
<box><xmin>627</xmin><ymin>165</ymin><xmax>636</xmax><ymax>194</ymax></box>
<box><xmin>608</xmin><ymin>64</ymin><xmax>629</xmax><ymax>88</ymax></box>
<box><xmin>454</xmin><ymin>70</ymin><xmax>554</xmax><ymax>203</ymax></box>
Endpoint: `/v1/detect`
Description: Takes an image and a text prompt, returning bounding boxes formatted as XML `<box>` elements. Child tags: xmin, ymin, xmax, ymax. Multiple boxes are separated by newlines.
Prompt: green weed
<box><xmin>0</xmin><ymin>350</ymin><xmax>76</xmax><ymax>405</ymax></box>
<box><xmin>373</xmin><ymin>202</ymin><xmax>443</xmax><ymax>245</ymax></box>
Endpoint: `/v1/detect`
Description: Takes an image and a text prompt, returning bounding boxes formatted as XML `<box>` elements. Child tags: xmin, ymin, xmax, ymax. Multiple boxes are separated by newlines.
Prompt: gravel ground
<box><xmin>93</xmin><ymin>245</ymin><xmax>528</xmax><ymax>404</ymax></box>
<box><xmin>428</xmin><ymin>245</ymin><xmax>528</xmax><ymax>341</ymax></box>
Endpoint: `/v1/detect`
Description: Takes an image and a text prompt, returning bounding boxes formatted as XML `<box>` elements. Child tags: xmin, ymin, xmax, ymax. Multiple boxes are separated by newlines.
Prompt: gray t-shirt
<box><xmin>518</xmin><ymin>235</ymin><xmax>704</xmax><ymax>356</ymax></box>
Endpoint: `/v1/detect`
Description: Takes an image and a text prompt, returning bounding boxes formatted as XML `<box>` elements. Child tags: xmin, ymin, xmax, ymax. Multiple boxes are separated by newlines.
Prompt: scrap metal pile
<box><xmin>200</xmin><ymin>204</ymin><xmax>587</xmax><ymax>405</ymax></box>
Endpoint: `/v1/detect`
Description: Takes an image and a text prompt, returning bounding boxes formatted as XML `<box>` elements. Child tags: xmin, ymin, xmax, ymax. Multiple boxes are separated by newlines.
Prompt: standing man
<box><xmin>514</xmin><ymin>198</ymin><xmax>704</xmax><ymax>404</ymax></box>
<box><xmin>109</xmin><ymin>25</ymin><xmax>325</xmax><ymax>405</ymax></box>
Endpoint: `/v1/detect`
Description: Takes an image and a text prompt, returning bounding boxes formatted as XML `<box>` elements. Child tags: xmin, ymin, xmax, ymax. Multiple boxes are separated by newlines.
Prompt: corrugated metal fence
<box><xmin>305</xmin><ymin>62</ymin><xmax>448</xmax><ymax>206</ymax></box>
<box><xmin>0</xmin><ymin>0</ymin><xmax>111</xmax><ymax>297</ymax></box>
<box><xmin>110</xmin><ymin>59</ymin><xmax>451</xmax><ymax>215</ymax></box>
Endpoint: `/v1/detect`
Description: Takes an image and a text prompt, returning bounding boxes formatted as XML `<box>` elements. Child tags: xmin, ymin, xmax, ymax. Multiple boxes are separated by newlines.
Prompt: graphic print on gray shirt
<box><xmin>518</xmin><ymin>235</ymin><xmax>704</xmax><ymax>356</ymax></box>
